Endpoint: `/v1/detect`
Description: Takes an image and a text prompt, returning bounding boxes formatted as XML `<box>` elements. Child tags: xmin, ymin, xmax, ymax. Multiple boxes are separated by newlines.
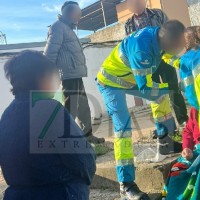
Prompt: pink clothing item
<box><xmin>182</xmin><ymin>107</ymin><xmax>200</xmax><ymax>150</ymax></box>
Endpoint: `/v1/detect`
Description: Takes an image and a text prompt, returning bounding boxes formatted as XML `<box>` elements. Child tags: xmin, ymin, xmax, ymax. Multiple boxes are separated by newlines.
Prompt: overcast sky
<box><xmin>0</xmin><ymin>0</ymin><xmax>97</xmax><ymax>44</ymax></box>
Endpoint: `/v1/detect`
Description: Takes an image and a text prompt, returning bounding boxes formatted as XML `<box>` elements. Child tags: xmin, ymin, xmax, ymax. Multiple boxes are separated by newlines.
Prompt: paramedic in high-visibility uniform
<box><xmin>162</xmin><ymin>26</ymin><xmax>200</xmax><ymax>200</ymax></box>
<box><xmin>125</xmin><ymin>0</ymin><xmax>188</xmax><ymax>137</ymax></box>
<box><xmin>180</xmin><ymin>27</ymin><xmax>200</xmax><ymax>110</ymax></box>
<box><xmin>96</xmin><ymin>20</ymin><xmax>186</xmax><ymax>200</ymax></box>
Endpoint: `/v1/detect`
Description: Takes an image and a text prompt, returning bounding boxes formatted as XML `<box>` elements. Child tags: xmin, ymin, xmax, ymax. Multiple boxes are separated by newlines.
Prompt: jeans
<box><xmin>62</xmin><ymin>78</ymin><xmax>92</xmax><ymax>136</ymax></box>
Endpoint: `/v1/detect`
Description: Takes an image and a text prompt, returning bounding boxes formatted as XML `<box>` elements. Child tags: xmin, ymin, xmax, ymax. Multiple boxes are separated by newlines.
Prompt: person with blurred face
<box><xmin>0</xmin><ymin>50</ymin><xmax>96</xmax><ymax>200</ymax></box>
<box><xmin>125</xmin><ymin>0</ymin><xmax>188</xmax><ymax>145</ymax></box>
<box><xmin>126</xmin><ymin>0</ymin><xmax>168</xmax><ymax>34</ymax></box>
<box><xmin>127</xmin><ymin>0</ymin><xmax>146</xmax><ymax>16</ymax></box>
<box><xmin>96</xmin><ymin>20</ymin><xmax>185</xmax><ymax>200</ymax></box>
<box><xmin>44</xmin><ymin>1</ymin><xmax>105</xmax><ymax>144</ymax></box>
<box><xmin>162</xmin><ymin>27</ymin><xmax>200</xmax><ymax>200</ymax></box>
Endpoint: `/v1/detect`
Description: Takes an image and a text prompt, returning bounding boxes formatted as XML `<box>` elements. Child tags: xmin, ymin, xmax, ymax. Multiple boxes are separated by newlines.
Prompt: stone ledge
<box><xmin>91</xmin><ymin>151</ymin><xmax>179</xmax><ymax>194</ymax></box>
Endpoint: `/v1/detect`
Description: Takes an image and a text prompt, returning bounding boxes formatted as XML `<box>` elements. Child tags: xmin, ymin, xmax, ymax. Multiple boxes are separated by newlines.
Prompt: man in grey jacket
<box><xmin>44</xmin><ymin>1</ymin><xmax>105</xmax><ymax>144</ymax></box>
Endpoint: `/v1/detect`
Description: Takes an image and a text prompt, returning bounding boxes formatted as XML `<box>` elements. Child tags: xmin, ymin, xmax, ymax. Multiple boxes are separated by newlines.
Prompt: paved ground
<box><xmin>0</xmin><ymin>106</ymin><xmax>178</xmax><ymax>200</ymax></box>
<box><xmin>90</xmin><ymin>190</ymin><xmax>162</xmax><ymax>200</ymax></box>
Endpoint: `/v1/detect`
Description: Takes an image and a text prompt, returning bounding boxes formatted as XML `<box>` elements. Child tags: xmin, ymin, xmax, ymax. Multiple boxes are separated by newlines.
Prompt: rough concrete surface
<box><xmin>90</xmin><ymin>189</ymin><xmax>162</xmax><ymax>200</ymax></box>
<box><xmin>91</xmin><ymin>150</ymin><xmax>179</xmax><ymax>192</ymax></box>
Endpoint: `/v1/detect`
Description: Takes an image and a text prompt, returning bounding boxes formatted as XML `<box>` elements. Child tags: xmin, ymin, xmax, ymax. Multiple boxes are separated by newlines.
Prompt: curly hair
<box><xmin>4</xmin><ymin>50</ymin><xmax>57</xmax><ymax>95</ymax></box>
<box><xmin>185</xmin><ymin>26</ymin><xmax>200</xmax><ymax>50</ymax></box>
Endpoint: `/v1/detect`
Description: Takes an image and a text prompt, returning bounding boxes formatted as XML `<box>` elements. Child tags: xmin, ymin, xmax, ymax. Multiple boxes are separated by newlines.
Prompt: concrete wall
<box><xmin>88</xmin><ymin>23</ymin><xmax>126</xmax><ymax>43</ymax></box>
<box><xmin>187</xmin><ymin>0</ymin><xmax>200</xmax><ymax>25</ymax></box>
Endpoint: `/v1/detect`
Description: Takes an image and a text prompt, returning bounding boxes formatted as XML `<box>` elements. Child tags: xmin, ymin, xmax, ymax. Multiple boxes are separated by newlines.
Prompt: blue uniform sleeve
<box><xmin>180</xmin><ymin>57</ymin><xmax>199</xmax><ymax>110</ymax></box>
<box><xmin>130</xmin><ymin>51</ymin><xmax>168</xmax><ymax>100</ymax></box>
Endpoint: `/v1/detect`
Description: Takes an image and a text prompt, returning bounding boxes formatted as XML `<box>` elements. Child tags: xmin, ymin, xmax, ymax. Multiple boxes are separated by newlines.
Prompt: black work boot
<box><xmin>120</xmin><ymin>182</ymin><xmax>150</xmax><ymax>200</ymax></box>
<box><xmin>158</xmin><ymin>135</ymin><xmax>182</xmax><ymax>155</ymax></box>
<box><xmin>86</xmin><ymin>135</ymin><xmax>105</xmax><ymax>144</ymax></box>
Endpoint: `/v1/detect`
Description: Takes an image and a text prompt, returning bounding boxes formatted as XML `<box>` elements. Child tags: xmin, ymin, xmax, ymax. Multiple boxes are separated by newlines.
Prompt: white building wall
<box><xmin>0</xmin><ymin>46</ymin><xmax>44</xmax><ymax>117</ymax></box>
<box><xmin>187</xmin><ymin>0</ymin><xmax>200</xmax><ymax>25</ymax></box>
<box><xmin>0</xmin><ymin>45</ymin><xmax>143</xmax><ymax>118</ymax></box>
<box><xmin>0</xmin><ymin>57</ymin><xmax>13</xmax><ymax>117</ymax></box>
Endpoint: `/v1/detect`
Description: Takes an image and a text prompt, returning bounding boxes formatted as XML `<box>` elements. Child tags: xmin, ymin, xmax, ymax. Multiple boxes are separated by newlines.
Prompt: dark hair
<box><xmin>185</xmin><ymin>26</ymin><xmax>200</xmax><ymax>50</ymax></box>
<box><xmin>61</xmin><ymin>1</ymin><xmax>79</xmax><ymax>12</ymax></box>
<box><xmin>4</xmin><ymin>50</ymin><xmax>57</xmax><ymax>95</ymax></box>
<box><xmin>159</xmin><ymin>20</ymin><xmax>185</xmax><ymax>41</ymax></box>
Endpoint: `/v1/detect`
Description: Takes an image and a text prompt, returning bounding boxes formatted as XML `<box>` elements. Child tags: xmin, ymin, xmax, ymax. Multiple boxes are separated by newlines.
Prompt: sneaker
<box><xmin>158</xmin><ymin>135</ymin><xmax>182</xmax><ymax>155</ymax></box>
<box><xmin>86</xmin><ymin>135</ymin><xmax>105</xmax><ymax>144</ymax></box>
<box><xmin>120</xmin><ymin>182</ymin><xmax>150</xmax><ymax>200</ymax></box>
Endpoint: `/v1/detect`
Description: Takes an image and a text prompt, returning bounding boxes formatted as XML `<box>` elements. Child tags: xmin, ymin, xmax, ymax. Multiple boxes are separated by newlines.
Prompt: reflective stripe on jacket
<box><xmin>180</xmin><ymin>47</ymin><xmax>200</xmax><ymax>110</ymax></box>
<box><xmin>162</xmin><ymin>53</ymin><xmax>180</xmax><ymax>69</ymax></box>
<box><xmin>97</xmin><ymin>27</ymin><xmax>168</xmax><ymax>99</ymax></box>
<box><xmin>97</xmin><ymin>44</ymin><xmax>136</xmax><ymax>89</ymax></box>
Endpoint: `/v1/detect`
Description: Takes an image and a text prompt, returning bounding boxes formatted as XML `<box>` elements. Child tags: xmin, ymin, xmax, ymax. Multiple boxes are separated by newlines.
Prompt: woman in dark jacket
<box><xmin>0</xmin><ymin>50</ymin><xmax>96</xmax><ymax>200</ymax></box>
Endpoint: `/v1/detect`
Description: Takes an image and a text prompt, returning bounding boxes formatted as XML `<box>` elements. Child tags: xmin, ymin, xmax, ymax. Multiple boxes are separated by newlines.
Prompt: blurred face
<box><xmin>164</xmin><ymin>34</ymin><xmax>186</xmax><ymax>55</ymax></box>
<box><xmin>39</xmin><ymin>71</ymin><xmax>60</xmax><ymax>92</ymax></box>
<box><xmin>127</xmin><ymin>0</ymin><xmax>146</xmax><ymax>15</ymax></box>
<box><xmin>70</xmin><ymin>5</ymin><xmax>82</xmax><ymax>24</ymax></box>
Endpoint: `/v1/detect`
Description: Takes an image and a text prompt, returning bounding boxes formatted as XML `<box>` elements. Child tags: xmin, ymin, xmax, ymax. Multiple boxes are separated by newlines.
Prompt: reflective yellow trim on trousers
<box><xmin>151</xmin><ymin>95</ymin><xmax>172</xmax><ymax>120</ymax></box>
<box><xmin>116</xmin><ymin>159</ymin><xmax>134</xmax><ymax>166</ymax></box>
<box><xmin>154</xmin><ymin>113</ymin><xmax>173</xmax><ymax>123</ymax></box>
<box><xmin>114</xmin><ymin>138</ymin><xmax>134</xmax><ymax>161</ymax></box>
<box><xmin>115</xmin><ymin>130</ymin><xmax>132</xmax><ymax>138</ymax></box>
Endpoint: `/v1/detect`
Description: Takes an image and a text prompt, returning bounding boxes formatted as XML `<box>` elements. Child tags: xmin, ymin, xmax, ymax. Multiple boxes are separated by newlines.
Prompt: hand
<box><xmin>182</xmin><ymin>148</ymin><xmax>193</xmax><ymax>160</ymax></box>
